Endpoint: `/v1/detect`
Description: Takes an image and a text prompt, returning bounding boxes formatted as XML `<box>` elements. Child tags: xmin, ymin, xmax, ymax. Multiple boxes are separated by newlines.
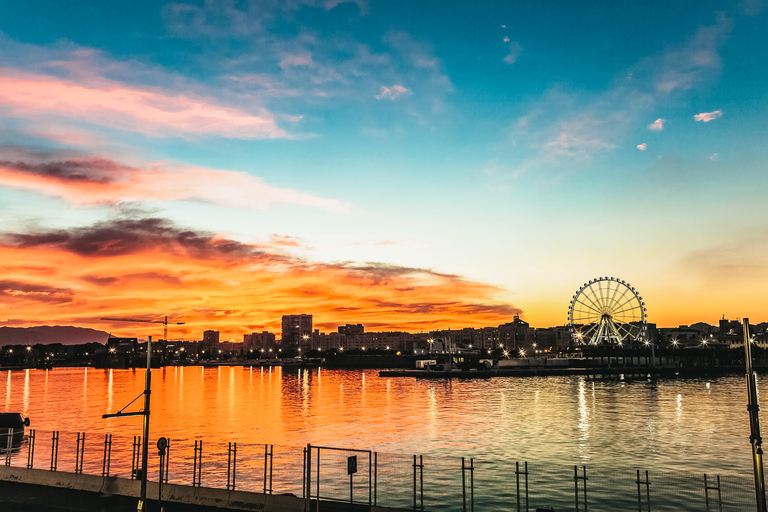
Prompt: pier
<box><xmin>0</xmin><ymin>427</ymin><xmax>760</xmax><ymax>511</ymax></box>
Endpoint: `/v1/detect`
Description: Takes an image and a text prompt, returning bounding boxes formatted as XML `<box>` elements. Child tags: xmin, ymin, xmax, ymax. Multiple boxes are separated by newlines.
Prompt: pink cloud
<box><xmin>375</xmin><ymin>85</ymin><xmax>410</xmax><ymax>100</ymax></box>
<box><xmin>0</xmin><ymin>156</ymin><xmax>349</xmax><ymax>212</ymax></box>
<box><xmin>648</xmin><ymin>118</ymin><xmax>665</xmax><ymax>131</ymax></box>
<box><xmin>694</xmin><ymin>110</ymin><xmax>722</xmax><ymax>122</ymax></box>
<box><xmin>637</xmin><ymin>143</ymin><xmax>647</xmax><ymax>151</ymax></box>
<box><xmin>0</xmin><ymin>70</ymin><xmax>287</xmax><ymax>139</ymax></box>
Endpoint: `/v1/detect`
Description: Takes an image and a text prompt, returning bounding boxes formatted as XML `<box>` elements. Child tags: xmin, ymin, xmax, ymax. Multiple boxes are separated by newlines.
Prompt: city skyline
<box><xmin>1</xmin><ymin>1</ymin><xmax>767</xmax><ymax>340</ymax></box>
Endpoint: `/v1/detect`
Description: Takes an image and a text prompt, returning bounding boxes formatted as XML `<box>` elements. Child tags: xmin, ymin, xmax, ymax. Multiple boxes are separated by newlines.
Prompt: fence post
<box><xmin>374</xmin><ymin>451</ymin><xmax>378</xmax><ymax>507</ymax></box>
<box><xmin>635</xmin><ymin>469</ymin><xmax>651</xmax><ymax>512</ymax></box>
<box><xmin>266</xmin><ymin>444</ymin><xmax>274</xmax><ymax>495</ymax></box>
<box><xmin>304</xmin><ymin>443</ymin><xmax>312</xmax><ymax>512</ymax></box>
<box><xmin>574</xmin><ymin>465</ymin><xmax>588</xmax><ymax>512</ymax></box>
<box><xmin>704</xmin><ymin>474</ymin><xmax>723</xmax><ymax>512</ymax></box>
<box><xmin>412</xmin><ymin>455</ymin><xmax>424</xmax><ymax>511</ymax></box>
<box><xmin>192</xmin><ymin>440</ymin><xmax>202</xmax><ymax>487</ymax></box>
<box><xmin>131</xmin><ymin>436</ymin><xmax>141</xmax><ymax>479</ymax></box>
<box><xmin>102</xmin><ymin>434</ymin><xmax>112</xmax><ymax>477</ymax></box>
<box><xmin>4</xmin><ymin>427</ymin><xmax>12</xmax><ymax>465</ymax></box>
<box><xmin>516</xmin><ymin>462</ymin><xmax>529</xmax><ymax>512</ymax></box>
<box><xmin>50</xmin><ymin>431</ymin><xmax>59</xmax><ymax>471</ymax></box>
<box><xmin>26</xmin><ymin>429</ymin><xmax>36</xmax><ymax>469</ymax></box>
<box><xmin>75</xmin><ymin>432</ymin><xmax>85</xmax><ymax>474</ymax></box>
<box><xmin>226</xmin><ymin>442</ymin><xmax>237</xmax><ymax>491</ymax></box>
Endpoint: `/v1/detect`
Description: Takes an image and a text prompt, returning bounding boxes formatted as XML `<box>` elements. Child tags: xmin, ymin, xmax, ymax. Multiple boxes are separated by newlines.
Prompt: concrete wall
<box><xmin>0</xmin><ymin>465</ymin><xmax>407</xmax><ymax>512</ymax></box>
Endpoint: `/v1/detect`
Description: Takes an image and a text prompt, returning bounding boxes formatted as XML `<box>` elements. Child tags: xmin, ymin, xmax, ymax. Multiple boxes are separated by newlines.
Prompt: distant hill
<box><xmin>0</xmin><ymin>326</ymin><xmax>109</xmax><ymax>346</ymax></box>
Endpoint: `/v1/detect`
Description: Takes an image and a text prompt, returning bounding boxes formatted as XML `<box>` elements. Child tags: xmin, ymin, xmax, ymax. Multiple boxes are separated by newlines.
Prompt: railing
<box><xmin>1</xmin><ymin>428</ymin><xmax>759</xmax><ymax>511</ymax></box>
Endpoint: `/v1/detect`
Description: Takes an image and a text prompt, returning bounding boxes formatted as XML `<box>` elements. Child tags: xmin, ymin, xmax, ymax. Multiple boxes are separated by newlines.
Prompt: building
<box><xmin>201</xmin><ymin>330</ymin><xmax>219</xmax><ymax>354</ymax></box>
<box><xmin>338</xmin><ymin>324</ymin><xmax>364</xmax><ymax>335</ymax></box>
<box><xmin>498</xmin><ymin>316</ymin><xmax>534</xmax><ymax>351</ymax></box>
<box><xmin>245</xmin><ymin>331</ymin><xmax>277</xmax><ymax>353</ymax></box>
<box><xmin>281</xmin><ymin>314</ymin><xmax>313</xmax><ymax>348</ymax></box>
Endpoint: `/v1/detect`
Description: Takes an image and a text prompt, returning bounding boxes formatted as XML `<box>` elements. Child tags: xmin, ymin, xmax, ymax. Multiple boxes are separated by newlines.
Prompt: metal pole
<box><xmin>139</xmin><ymin>336</ymin><xmax>152</xmax><ymax>511</ymax></box>
<box><xmin>744</xmin><ymin>319</ymin><xmax>767</xmax><ymax>512</ymax></box>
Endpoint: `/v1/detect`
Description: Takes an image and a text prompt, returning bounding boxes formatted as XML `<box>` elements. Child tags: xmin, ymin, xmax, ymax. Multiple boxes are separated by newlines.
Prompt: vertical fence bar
<box><xmin>102</xmin><ymin>434</ymin><xmax>112</xmax><ymax>477</ymax></box>
<box><xmin>704</xmin><ymin>474</ymin><xmax>724</xmax><ymax>512</ymax></box>
<box><xmin>304</xmin><ymin>444</ymin><xmax>311</xmax><ymax>512</ymax></box>
<box><xmin>368</xmin><ymin>451</ymin><xmax>373</xmax><ymax>511</ymax></box>
<box><xmin>302</xmin><ymin>446</ymin><xmax>306</xmax><ymax>500</ymax></box>
<box><xmin>413</xmin><ymin>455</ymin><xmax>417</xmax><ymax>510</ymax></box>
<box><xmin>315</xmin><ymin>446</ymin><xmax>320</xmax><ymax>512</ymax></box>
<box><xmin>470</xmin><ymin>458</ymin><xmax>474</xmax><ymax>512</ymax></box>
<box><xmin>164</xmin><ymin>439</ymin><xmax>170</xmax><ymax>484</ymax></box>
<box><xmin>704</xmin><ymin>474</ymin><xmax>711</xmax><ymax>512</ymax></box>
<box><xmin>131</xmin><ymin>436</ymin><xmax>140</xmax><ymax>479</ymax></box>
<box><xmin>192</xmin><ymin>440</ymin><xmax>202</xmax><ymax>487</ymax></box>
<box><xmin>4</xmin><ymin>428</ymin><xmax>12</xmax><ymax>465</ymax></box>
<box><xmin>75</xmin><ymin>432</ymin><xmax>86</xmax><ymax>474</ymax></box>
<box><xmin>516</xmin><ymin>461</ymin><xmax>529</xmax><ymax>512</ymax></box>
<box><xmin>226</xmin><ymin>442</ymin><xmax>237</xmax><ymax>491</ymax></box>
<box><xmin>462</xmin><ymin>457</ymin><xmax>467</xmax><ymax>512</ymax></box>
<box><xmin>26</xmin><ymin>429</ymin><xmax>35</xmax><ymax>469</ymax></box>
<box><xmin>267</xmin><ymin>444</ymin><xmax>275</xmax><ymax>495</ymax></box>
<box><xmin>374</xmin><ymin>451</ymin><xmax>378</xmax><ymax>507</ymax></box>
<box><xmin>50</xmin><ymin>430</ymin><xmax>59</xmax><ymax>471</ymax></box>
<box><xmin>636</xmin><ymin>469</ymin><xmax>651</xmax><ymax>512</ymax></box>
<box><xmin>574</xmin><ymin>465</ymin><xmax>589</xmax><ymax>512</ymax></box>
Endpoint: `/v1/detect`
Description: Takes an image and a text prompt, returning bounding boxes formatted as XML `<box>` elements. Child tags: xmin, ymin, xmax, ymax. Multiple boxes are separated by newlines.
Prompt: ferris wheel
<box><xmin>568</xmin><ymin>277</ymin><xmax>648</xmax><ymax>345</ymax></box>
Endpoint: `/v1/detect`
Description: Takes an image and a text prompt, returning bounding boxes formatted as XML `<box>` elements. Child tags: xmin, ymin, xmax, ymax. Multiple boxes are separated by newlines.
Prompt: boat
<box><xmin>0</xmin><ymin>413</ymin><xmax>30</xmax><ymax>450</ymax></box>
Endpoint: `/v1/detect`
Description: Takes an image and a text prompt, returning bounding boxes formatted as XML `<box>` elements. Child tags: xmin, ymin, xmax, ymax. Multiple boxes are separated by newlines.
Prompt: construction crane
<box><xmin>101</xmin><ymin>315</ymin><xmax>185</xmax><ymax>342</ymax></box>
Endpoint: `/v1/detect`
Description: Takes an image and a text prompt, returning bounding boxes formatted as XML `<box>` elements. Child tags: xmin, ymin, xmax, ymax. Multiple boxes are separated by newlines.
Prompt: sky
<box><xmin>0</xmin><ymin>0</ymin><xmax>766</xmax><ymax>340</ymax></box>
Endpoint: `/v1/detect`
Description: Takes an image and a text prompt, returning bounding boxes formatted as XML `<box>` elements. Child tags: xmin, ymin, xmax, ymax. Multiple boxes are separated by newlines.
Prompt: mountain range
<box><xmin>0</xmin><ymin>326</ymin><xmax>110</xmax><ymax>346</ymax></box>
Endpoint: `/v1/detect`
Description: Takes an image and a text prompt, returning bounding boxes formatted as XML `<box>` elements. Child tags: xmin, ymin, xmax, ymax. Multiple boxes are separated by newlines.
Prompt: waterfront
<box><xmin>1</xmin><ymin>366</ymin><xmax>762</xmax><ymax>477</ymax></box>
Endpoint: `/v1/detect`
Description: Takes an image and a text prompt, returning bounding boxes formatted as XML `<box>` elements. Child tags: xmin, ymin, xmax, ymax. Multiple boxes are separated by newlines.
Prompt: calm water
<box><xmin>1</xmin><ymin>366</ymin><xmax>762</xmax><ymax>477</ymax></box>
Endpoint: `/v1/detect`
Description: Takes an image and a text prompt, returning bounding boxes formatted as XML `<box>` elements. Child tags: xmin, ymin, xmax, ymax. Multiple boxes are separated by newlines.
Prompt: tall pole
<box><xmin>744</xmin><ymin>319</ymin><xmax>767</xmax><ymax>512</ymax></box>
<box><xmin>140</xmin><ymin>336</ymin><xmax>152</xmax><ymax>510</ymax></box>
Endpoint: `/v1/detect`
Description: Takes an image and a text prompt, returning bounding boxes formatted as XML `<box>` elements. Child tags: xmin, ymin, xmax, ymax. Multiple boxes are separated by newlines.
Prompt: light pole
<box><xmin>103</xmin><ymin>336</ymin><xmax>153</xmax><ymax>511</ymax></box>
<box><xmin>745</xmin><ymin>318</ymin><xmax>767</xmax><ymax>512</ymax></box>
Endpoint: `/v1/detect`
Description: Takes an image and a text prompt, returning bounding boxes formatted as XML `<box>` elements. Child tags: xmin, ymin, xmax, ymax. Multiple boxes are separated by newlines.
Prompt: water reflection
<box><xmin>0</xmin><ymin>368</ymin><xmax>763</xmax><ymax>476</ymax></box>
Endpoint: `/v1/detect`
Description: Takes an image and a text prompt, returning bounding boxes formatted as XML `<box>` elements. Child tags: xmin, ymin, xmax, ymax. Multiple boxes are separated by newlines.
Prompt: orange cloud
<box><xmin>0</xmin><ymin>217</ymin><xmax>521</xmax><ymax>338</ymax></box>
<box><xmin>0</xmin><ymin>70</ymin><xmax>287</xmax><ymax>139</ymax></box>
<box><xmin>0</xmin><ymin>151</ymin><xmax>349</xmax><ymax>211</ymax></box>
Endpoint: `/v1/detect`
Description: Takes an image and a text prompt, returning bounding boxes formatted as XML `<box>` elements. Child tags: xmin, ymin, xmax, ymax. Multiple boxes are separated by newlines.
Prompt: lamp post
<box><xmin>745</xmin><ymin>318</ymin><xmax>767</xmax><ymax>512</ymax></box>
<box><xmin>102</xmin><ymin>336</ymin><xmax>152</xmax><ymax>512</ymax></box>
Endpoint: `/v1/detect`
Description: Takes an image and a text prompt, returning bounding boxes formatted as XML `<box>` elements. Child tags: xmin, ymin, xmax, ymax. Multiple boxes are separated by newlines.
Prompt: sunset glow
<box><xmin>1</xmin><ymin>1</ymin><xmax>767</xmax><ymax>337</ymax></box>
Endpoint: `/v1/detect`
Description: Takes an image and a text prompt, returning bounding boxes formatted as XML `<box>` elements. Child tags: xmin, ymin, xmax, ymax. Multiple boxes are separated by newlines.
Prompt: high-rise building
<box><xmin>281</xmin><ymin>314</ymin><xmax>313</xmax><ymax>347</ymax></box>
<box><xmin>201</xmin><ymin>330</ymin><xmax>219</xmax><ymax>354</ymax></box>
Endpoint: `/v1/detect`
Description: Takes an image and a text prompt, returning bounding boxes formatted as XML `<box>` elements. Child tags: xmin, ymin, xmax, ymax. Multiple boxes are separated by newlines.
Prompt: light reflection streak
<box><xmin>23</xmin><ymin>369</ymin><xmax>29</xmax><ymax>415</ymax></box>
<box><xmin>676</xmin><ymin>393</ymin><xmax>683</xmax><ymax>423</ymax></box>
<box><xmin>428</xmin><ymin>385</ymin><xmax>437</xmax><ymax>438</ymax></box>
<box><xmin>83</xmin><ymin>367</ymin><xmax>88</xmax><ymax>407</ymax></box>
<box><xmin>108</xmin><ymin>369</ymin><xmax>113</xmax><ymax>413</ymax></box>
<box><xmin>578</xmin><ymin>379</ymin><xmax>590</xmax><ymax>460</ymax></box>
<box><xmin>5</xmin><ymin>371</ymin><xmax>11</xmax><ymax>410</ymax></box>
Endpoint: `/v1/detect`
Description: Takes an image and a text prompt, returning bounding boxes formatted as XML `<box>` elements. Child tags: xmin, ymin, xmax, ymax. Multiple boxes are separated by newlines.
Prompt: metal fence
<box><xmin>1</xmin><ymin>427</ymin><xmax>759</xmax><ymax>511</ymax></box>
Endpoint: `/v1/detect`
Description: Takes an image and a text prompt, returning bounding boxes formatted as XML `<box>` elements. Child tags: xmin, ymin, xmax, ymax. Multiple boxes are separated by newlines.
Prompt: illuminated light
<box><xmin>26</xmin><ymin>346</ymin><xmax>32</xmax><ymax>352</ymax></box>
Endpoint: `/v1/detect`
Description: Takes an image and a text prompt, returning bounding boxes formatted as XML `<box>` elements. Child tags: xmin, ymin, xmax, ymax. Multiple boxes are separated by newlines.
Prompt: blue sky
<box><xmin>0</xmin><ymin>0</ymin><xmax>766</xmax><ymax>335</ymax></box>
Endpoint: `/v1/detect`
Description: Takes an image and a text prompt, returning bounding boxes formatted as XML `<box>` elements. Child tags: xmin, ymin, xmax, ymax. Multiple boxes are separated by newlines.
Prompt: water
<box><xmin>2</xmin><ymin>366</ymin><xmax>759</xmax><ymax>476</ymax></box>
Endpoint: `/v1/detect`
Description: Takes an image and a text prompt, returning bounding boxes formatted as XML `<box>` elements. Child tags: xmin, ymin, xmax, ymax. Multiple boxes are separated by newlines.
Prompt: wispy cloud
<box><xmin>694</xmin><ymin>110</ymin><xmax>723</xmax><ymax>122</ymax></box>
<box><xmin>637</xmin><ymin>143</ymin><xmax>647</xmax><ymax>151</ymax></box>
<box><xmin>503</xmin><ymin>42</ymin><xmax>523</xmax><ymax>64</ymax></box>
<box><xmin>503</xmin><ymin>15</ymin><xmax>731</xmax><ymax>171</ymax></box>
<box><xmin>375</xmin><ymin>85</ymin><xmax>410</xmax><ymax>100</ymax></box>
<box><xmin>0</xmin><ymin>148</ymin><xmax>350</xmax><ymax>212</ymax></box>
<box><xmin>0</xmin><ymin>70</ymin><xmax>288</xmax><ymax>140</ymax></box>
<box><xmin>653</xmin><ymin>14</ymin><xmax>732</xmax><ymax>94</ymax></box>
